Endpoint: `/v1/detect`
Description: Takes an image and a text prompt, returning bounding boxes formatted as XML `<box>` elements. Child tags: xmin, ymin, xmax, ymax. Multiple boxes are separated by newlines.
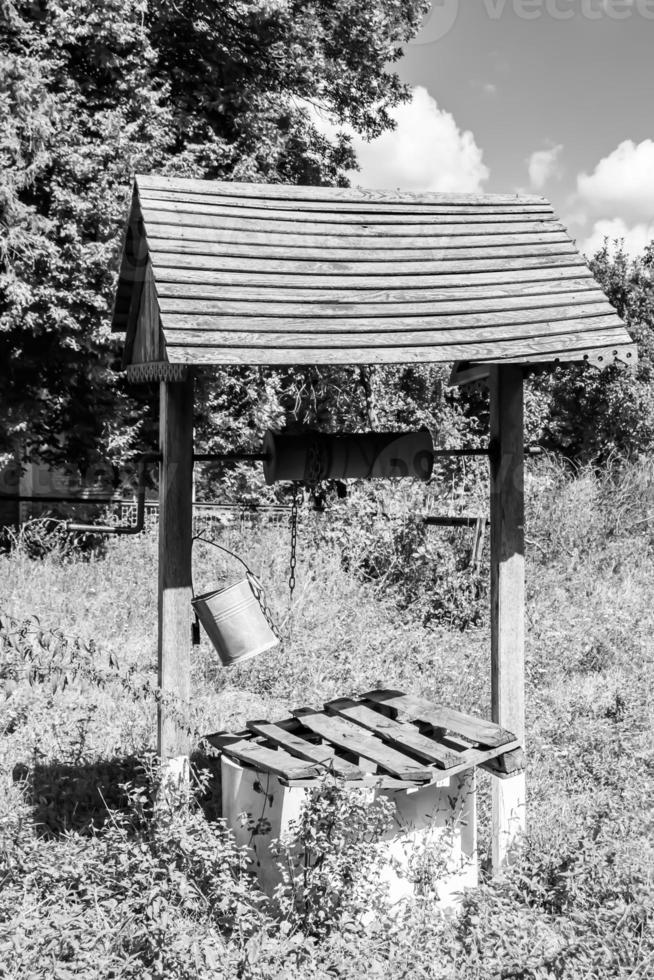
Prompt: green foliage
<box><xmin>525</xmin><ymin>454</ymin><xmax>654</xmax><ymax>564</ymax></box>
<box><xmin>0</xmin><ymin>765</ymin><xmax>272</xmax><ymax>979</ymax></box>
<box><xmin>1</xmin><ymin>0</ymin><xmax>164</xmax><ymax>470</ymax></box>
<box><xmin>0</xmin><ymin>0</ymin><xmax>429</xmax><ymax>472</ymax></box>
<box><xmin>1</xmin><ymin>458</ymin><xmax>654</xmax><ymax>977</ymax></box>
<box><xmin>272</xmin><ymin>780</ymin><xmax>394</xmax><ymax>939</ymax></box>
<box><xmin>447</xmin><ymin>837</ymin><xmax>654</xmax><ymax>979</ymax></box>
<box><xmin>0</xmin><ymin>515</ymin><xmax>108</xmax><ymax>557</ymax></box>
<box><xmin>316</xmin><ymin>488</ymin><xmax>487</xmax><ymax>630</ymax></box>
<box><xmin>533</xmin><ymin>241</ymin><xmax>654</xmax><ymax>461</ymax></box>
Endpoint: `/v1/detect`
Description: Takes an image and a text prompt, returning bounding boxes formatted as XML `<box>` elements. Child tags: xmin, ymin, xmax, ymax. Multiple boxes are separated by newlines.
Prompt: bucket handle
<box><xmin>191</xmin><ymin>534</ymin><xmax>252</xmax><ymax>591</ymax></box>
<box><xmin>191</xmin><ymin>534</ymin><xmax>281</xmax><ymax>640</ymax></box>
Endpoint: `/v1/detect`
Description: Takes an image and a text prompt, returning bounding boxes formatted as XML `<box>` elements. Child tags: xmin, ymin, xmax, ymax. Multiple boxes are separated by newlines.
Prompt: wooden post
<box><xmin>489</xmin><ymin>365</ymin><xmax>526</xmax><ymax>871</ymax></box>
<box><xmin>158</xmin><ymin>376</ymin><xmax>194</xmax><ymax>780</ymax></box>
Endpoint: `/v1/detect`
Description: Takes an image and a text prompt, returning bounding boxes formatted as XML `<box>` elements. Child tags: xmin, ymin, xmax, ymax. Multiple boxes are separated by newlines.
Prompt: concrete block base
<box><xmin>221</xmin><ymin>756</ymin><xmax>477</xmax><ymax>912</ymax></box>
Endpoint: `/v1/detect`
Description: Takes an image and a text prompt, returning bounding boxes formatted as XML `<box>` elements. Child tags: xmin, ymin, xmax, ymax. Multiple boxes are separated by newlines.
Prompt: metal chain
<box><xmin>288</xmin><ymin>483</ymin><xmax>300</xmax><ymax>601</ymax></box>
<box><xmin>306</xmin><ymin>442</ymin><xmax>321</xmax><ymax>484</ymax></box>
<box><xmin>359</xmin><ymin>366</ymin><xmax>377</xmax><ymax>429</ymax></box>
<box><xmin>247</xmin><ymin>572</ymin><xmax>282</xmax><ymax>641</ymax></box>
<box><xmin>193</xmin><ymin>534</ymin><xmax>283</xmax><ymax>641</ymax></box>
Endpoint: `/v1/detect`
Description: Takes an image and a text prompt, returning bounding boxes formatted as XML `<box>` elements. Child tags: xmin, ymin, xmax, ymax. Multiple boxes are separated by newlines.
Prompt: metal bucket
<box><xmin>192</xmin><ymin>576</ymin><xmax>279</xmax><ymax>667</ymax></box>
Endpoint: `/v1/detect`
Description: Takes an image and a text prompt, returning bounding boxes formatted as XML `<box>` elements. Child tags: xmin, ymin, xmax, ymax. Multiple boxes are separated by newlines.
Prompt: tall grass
<box><xmin>1</xmin><ymin>457</ymin><xmax>653</xmax><ymax>978</ymax></box>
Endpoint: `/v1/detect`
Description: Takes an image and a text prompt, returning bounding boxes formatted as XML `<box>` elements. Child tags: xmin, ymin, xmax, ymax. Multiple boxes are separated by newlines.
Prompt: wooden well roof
<box><xmin>112</xmin><ymin>174</ymin><xmax>636</xmax><ymax>381</ymax></box>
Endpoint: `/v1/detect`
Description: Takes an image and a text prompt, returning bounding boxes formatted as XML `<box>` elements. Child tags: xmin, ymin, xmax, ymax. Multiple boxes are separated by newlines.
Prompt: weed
<box><xmin>0</xmin><ymin>456</ymin><xmax>653</xmax><ymax>977</ymax></box>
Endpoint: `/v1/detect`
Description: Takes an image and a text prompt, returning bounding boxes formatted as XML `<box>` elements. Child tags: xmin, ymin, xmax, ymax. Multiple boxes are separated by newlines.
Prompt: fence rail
<box><xmin>6</xmin><ymin>495</ymin><xmax>294</xmax><ymax>532</ymax></box>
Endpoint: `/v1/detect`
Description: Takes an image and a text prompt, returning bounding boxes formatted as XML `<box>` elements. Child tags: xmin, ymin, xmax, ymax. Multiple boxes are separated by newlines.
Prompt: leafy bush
<box><xmin>272</xmin><ymin>780</ymin><xmax>395</xmax><ymax>939</ymax></box>
<box><xmin>0</xmin><ymin>517</ymin><xmax>106</xmax><ymax>560</ymax></box>
<box><xmin>1</xmin><ymin>0</ymin><xmax>430</xmax><ymax>472</ymax></box>
<box><xmin>0</xmin><ymin>765</ymin><xmax>272</xmax><ymax>979</ymax></box>
<box><xmin>446</xmin><ymin>833</ymin><xmax>654</xmax><ymax>979</ymax></box>
<box><xmin>532</xmin><ymin>242</ymin><xmax>654</xmax><ymax>462</ymax></box>
<box><xmin>311</xmin><ymin>481</ymin><xmax>488</xmax><ymax>630</ymax></box>
<box><xmin>1</xmin><ymin>455</ymin><xmax>654</xmax><ymax>978</ymax></box>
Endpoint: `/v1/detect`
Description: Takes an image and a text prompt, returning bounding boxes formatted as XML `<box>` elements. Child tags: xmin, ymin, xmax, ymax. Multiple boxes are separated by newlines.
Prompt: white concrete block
<box><xmin>221</xmin><ymin>756</ymin><xmax>477</xmax><ymax>912</ymax></box>
<box><xmin>492</xmin><ymin>770</ymin><xmax>526</xmax><ymax>872</ymax></box>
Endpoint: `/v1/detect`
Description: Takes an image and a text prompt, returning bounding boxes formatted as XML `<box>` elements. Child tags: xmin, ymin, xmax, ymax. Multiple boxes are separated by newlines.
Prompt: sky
<box><xmin>344</xmin><ymin>0</ymin><xmax>654</xmax><ymax>257</ymax></box>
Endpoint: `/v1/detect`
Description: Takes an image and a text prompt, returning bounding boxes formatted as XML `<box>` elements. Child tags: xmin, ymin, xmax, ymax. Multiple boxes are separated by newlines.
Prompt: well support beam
<box><xmin>158</xmin><ymin>377</ymin><xmax>194</xmax><ymax>773</ymax></box>
<box><xmin>489</xmin><ymin>364</ymin><xmax>526</xmax><ymax>872</ymax></box>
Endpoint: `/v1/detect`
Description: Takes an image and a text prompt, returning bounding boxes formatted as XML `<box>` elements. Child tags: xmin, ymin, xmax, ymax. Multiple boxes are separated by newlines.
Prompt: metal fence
<box><xmin>9</xmin><ymin>496</ymin><xmax>294</xmax><ymax>533</ymax></box>
<box><xmin>116</xmin><ymin>500</ymin><xmax>294</xmax><ymax>534</ymax></box>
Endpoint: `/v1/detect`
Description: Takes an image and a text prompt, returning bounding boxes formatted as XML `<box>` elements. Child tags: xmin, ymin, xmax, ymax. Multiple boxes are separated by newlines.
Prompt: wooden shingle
<box><xmin>111</xmin><ymin>175</ymin><xmax>637</xmax><ymax>380</ymax></box>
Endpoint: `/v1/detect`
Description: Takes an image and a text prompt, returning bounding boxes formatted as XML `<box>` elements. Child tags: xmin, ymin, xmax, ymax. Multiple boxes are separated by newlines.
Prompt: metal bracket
<box><xmin>126</xmin><ymin>362</ymin><xmax>190</xmax><ymax>384</ymax></box>
<box><xmin>65</xmin><ymin>452</ymin><xmax>160</xmax><ymax>536</ymax></box>
<box><xmin>448</xmin><ymin>361</ymin><xmax>492</xmax><ymax>389</ymax></box>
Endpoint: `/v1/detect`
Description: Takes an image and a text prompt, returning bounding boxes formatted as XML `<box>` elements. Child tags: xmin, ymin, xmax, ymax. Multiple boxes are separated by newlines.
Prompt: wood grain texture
<box><xmin>139</xmin><ymin>198</ymin><xmax>558</xmax><ymax>228</ymax></box>
<box><xmin>361</xmin><ymin>691</ymin><xmax>516</xmax><ymax>748</ymax></box>
<box><xmin>141</xmin><ymin>211</ymin><xmax>566</xmax><ymax>243</ymax></box>
<box><xmin>164</xmin><ymin>328</ymin><xmax>630</xmax><ymax>366</ymax></box>
<box><xmin>144</xmin><ymin>225</ymin><xmax>570</xmax><ymax>253</ymax></box>
<box><xmin>246</xmin><ymin>720</ymin><xmax>362</xmax><ymax>779</ymax></box>
<box><xmin>217</xmin><ymin>738</ymin><xmax>321</xmax><ymax>781</ymax></box>
<box><xmin>489</xmin><ymin>365</ymin><xmax>527</xmax><ymax>872</ymax></box>
<box><xmin>489</xmin><ymin>365</ymin><xmax>525</xmax><ymax>744</ymax></box>
<box><xmin>139</xmin><ymin>189</ymin><xmax>554</xmax><ymax>217</ymax></box>
<box><xmin>212</xmin><ymin>689</ymin><xmax>524</xmax><ymax>787</ymax></box>
<box><xmin>324</xmin><ymin>698</ymin><xmax>462</xmax><ymax>768</ymax></box>
<box><xmin>160</xmin><ymin>311</ymin><xmax>622</xmax><ymax>342</ymax></box>
<box><xmin>158</xmin><ymin>378</ymin><xmax>194</xmax><ymax>762</ymax></box>
<box><xmin>136</xmin><ymin>174</ymin><xmax>547</xmax><ymax>206</ymax></box>
<box><xmin>153</xmin><ymin>276</ymin><xmax>596</xmax><ymax>305</ymax></box>
<box><xmin>111</xmin><ymin>176</ymin><xmax>635</xmax><ymax>369</ymax></box>
<box><xmin>151</xmin><ymin>265</ymin><xmax>592</xmax><ymax>290</ymax></box>
<box><xmin>131</xmin><ymin>263</ymin><xmax>166</xmax><ymax>363</ymax></box>
<box><xmin>141</xmin><ymin>200</ymin><xmax>552</xmax><ymax>219</ymax></box>
<box><xmin>146</xmin><ymin>248</ymin><xmax>587</xmax><ymax>276</ymax></box>
<box><xmin>507</xmin><ymin>344</ymin><xmax>636</xmax><ymax>367</ymax></box>
<box><xmin>156</xmin><ymin>291</ymin><xmax>608</xmax><ymax>320</ymax></box>
<box><xmin>145</xmin><ymin>237</ymin><xmax>578</xmax><ymax>263</ymax></box>
<box><xmin>291</xmin><ymin>709</ymin><xmax>433</xmax><ymax>781</ymax></box>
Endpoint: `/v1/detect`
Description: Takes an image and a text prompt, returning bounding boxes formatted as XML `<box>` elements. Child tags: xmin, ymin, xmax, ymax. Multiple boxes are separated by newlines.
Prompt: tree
<box><xmin>0</xmin><ymin>0</ymin><xmax>429</xmax><ymax>476</ymax></box>
<box><xmin>531</xmin><ymin>241</ymin><xmax>654</xmax><ymax>461</ymax></box>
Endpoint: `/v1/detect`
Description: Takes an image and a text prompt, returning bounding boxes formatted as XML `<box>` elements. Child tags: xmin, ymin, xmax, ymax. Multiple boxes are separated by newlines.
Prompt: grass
<box><xmin>1</xmin><ymin>456</ymin><xmax>653</xmax><ymax>978</ymax></box>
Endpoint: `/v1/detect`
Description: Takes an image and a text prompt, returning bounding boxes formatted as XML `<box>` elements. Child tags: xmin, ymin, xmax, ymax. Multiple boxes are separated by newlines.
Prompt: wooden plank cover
<box><xmin>213</xmin><ymin>737</ymin><xmax>321</xmax><ymax>781</ymax></box>
<box><xmin>362</xmin><ymin>690</ymin><xmax>515</xmax><ymax>748</ymax></box>
<box><xmin>246</xmin><ymin>720</ymin><xmax>363</xmax><ymax>779</ymax></box>
<box><xmin>291</xmin><ymin>708</ymin><xmax>433</xmax><ymax>781</ymax></box>
<box><xmin>324</xmin><ymin>697</ymin><xmax>461</xmax><ymax>769</ymax></box>
<box><xmin>111</xmin><ymin>175</ymin><xmax>637</xmax><ymax>372</ymax></box>
<box><xmin>212</xmin><ymin>690</ymin><xmax>524</xmax><ymax>786</ymax></box>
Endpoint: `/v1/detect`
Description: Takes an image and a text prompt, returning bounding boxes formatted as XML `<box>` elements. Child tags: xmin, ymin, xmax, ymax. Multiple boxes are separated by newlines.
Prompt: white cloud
<box><xmin>527</xmin><ymin>144</ymin><xmax>563</xmax><ymax>191</ymax></box>
<box><xmin>577</xmin><ymin>139</ymin><xmax>654</xmax><ymax>222</ymax></box>
<box><xmin>575</xmin><ymin>139</ymin><xmax>654</xmax><ymax>256</ymax></box>
<box><xmin>581</xmin><ymin>217</ymin><xmax>654</xmax><ymax>259</ymax></box>
<box><xmin>351</xmin><ymin>87</ymin><xmax>489</xmax><ymax>192</ymax></box>
<box><xmin>308</xmin><ymin>86</ymin><xmax>489</xmax><ymax>194</ymax></box>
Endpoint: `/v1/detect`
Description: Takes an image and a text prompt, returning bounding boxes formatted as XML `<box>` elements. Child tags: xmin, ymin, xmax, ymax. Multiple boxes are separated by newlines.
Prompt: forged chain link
<box><xmin>288</xmin><ymin>483</ymin><xmax>300</xmax><ymax>601</ymax></box>
<box><xmin>247</xmin><ymin>572</ymin><xmax>282</xmax><ymax>641</ymax></box>
<box><xmin>306</xmin><ymin>439</ymin><xmax>323</xmax><ymax>484</ymax></box>
<box><xmin>194</xmin><ymin>488</ymin><xmax>301</xmax><ymax>647</ymax></box>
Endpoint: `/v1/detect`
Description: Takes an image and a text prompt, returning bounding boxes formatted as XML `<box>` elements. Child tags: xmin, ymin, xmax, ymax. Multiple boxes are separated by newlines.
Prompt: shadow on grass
<box><xmin>12</xmin><ymin>750</ymin><xmax>223</xmax><ymax>837</ymax></box>
<box><xmin>12</xmin><ymin>755</ymin><xmax>151</xmax><ymax>837</ymax></box>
